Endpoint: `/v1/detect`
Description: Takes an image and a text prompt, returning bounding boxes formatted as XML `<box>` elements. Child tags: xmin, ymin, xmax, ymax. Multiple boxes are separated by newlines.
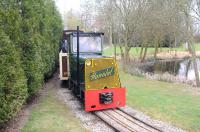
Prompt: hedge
<box><xmin>0</xmin><ymin>30</ymin><xmax>27</xmax><ymax>123</ymax></box>
<box><xmin>0</xmin><ymin>0</ymin><xmax>62</xmax><ymax>125</ymax></box>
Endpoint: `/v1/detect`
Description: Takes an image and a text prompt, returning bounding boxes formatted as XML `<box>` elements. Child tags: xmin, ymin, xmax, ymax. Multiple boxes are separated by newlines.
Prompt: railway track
<box><xmin>95</xmin><ymin>108</ymin><xmax>162</xmax><ymax>132</ymax></box>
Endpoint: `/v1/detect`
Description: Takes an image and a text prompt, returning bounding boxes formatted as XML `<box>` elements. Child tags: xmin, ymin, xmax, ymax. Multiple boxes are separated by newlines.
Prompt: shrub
<box><xmin>0</xmin><ymin>0</ymin><xmax>62</xmax><ymax>124</ymax></box>
<box><xmin>21</xmin><ymin>35</ymin><xmax>44</xmax><ymax>95</ymax></box>
<box><xmin>20</xmin><ymin>0</ymin><xmax>62</xmax><ymax>94</ymax></box>
<box><xmin>0</xmin><ymin>30</ymin><xmax>27</xmax><ymax>123</ymax></box>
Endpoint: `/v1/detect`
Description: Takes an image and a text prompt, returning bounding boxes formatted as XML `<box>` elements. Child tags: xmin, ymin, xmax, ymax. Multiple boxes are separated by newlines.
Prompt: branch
<box><xmin>190</xmin><ymin>6</ymin><xmax>200</xmax><ymax>20</ymax></box>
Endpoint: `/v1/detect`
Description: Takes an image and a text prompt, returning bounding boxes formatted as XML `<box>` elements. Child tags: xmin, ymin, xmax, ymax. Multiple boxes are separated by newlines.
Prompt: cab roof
<box><xmin>63</xmin><ymin>30</ymin><xmax>104</xmax><ymax>37</ymax></box>
<box><xmin>72</xmin><ymin>32</ymin><xmax>104</xmax><ymax>37</ymax></box>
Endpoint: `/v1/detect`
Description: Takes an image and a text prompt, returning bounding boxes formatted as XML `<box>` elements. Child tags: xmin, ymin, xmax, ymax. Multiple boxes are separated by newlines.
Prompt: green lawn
<box><xmin>103</xmin><ymin>44</ymin><xmax>200</xmax><ymax>57</ymax></box>
<box><xmin>21</xmin><ymin>87</ymin><xmax>86</xmax><ymax>132</ymax></box>
<box><xmin>119</xmin><ymin>71</ymin><xmax>200</xmax><ymax>131</ymax></box>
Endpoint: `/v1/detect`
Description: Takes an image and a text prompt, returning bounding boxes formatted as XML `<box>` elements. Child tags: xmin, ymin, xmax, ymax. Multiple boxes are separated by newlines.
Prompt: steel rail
<box><xmin>93</xmin><ymin>111</ymin><xmax>120</xmax><ymax>132</ymax></box>
<box><xmin>113</xmin><ymin>109</ymin><xmax>156</xmax><ymax>131</ymax></box>
<box><xmin>94</xmin><ymin>108</ymin><xmax>163</xmax><ymax>132</ymax></box>
<box><xmin>102</xmin><ymin>110</ymin><xmax>136</xmax><ymax>132</ymax></box>
<box><xmin>117</xmin><ymin>108</ymin><xmax>163</xmax><ymax>132</ymax></box>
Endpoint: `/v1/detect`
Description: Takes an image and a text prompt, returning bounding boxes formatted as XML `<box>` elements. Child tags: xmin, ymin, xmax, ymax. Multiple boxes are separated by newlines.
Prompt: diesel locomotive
<box><xmin>59</xmin><ymin>27</ymin><xmax>126</xmax><ymax>112</ymax></box>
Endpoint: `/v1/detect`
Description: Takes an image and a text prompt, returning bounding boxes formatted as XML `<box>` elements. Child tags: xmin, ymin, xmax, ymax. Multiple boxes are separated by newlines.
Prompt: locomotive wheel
<box><xmin>80</xmin><ymin>91</ymin><xmax>84</xmax><ymax>102</ymax></box>
<box><xmin>72</xmin><ymin>82</ymin><xmax>76</xmax><ymax>94</ymax></box>
<box><xmin>60</xmin><ymin>80</ymin><xmax>68</xmax><ymax>88</ymax></box>
<box><xmin>68</xmin><ymin>79</ymin><xmax>71</xmax><ymax>90</ymax></box>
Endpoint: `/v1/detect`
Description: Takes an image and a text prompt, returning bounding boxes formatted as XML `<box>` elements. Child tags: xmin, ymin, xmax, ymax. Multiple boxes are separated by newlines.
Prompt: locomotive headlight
<box><xmin>86</xmin><ymin>60</ymin><xmax>92</xmax><ymax>66</ymax></box>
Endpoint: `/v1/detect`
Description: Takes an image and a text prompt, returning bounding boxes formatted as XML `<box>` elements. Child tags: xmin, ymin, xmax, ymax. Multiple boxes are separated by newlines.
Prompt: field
<box><xmin>119</xmin><ymin>71</ymin><xmax>200</xmax><ymax>131</ymax></box>
<box><xmin>103</xmin><ymin>44</ymin><xmax>200</xmax><ymax>57</ymax></box>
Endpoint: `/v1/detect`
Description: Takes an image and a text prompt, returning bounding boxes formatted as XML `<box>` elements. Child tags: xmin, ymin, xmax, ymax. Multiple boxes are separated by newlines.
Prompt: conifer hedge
<box><xmin>0</xmin><ymin>0</ymin><xmax>62</xmax><ymax>124</ymax></box>
<box><xmin>0</xmin><ymin>30</ymin><xmax>28</xmax><ymax>124</ymax></box>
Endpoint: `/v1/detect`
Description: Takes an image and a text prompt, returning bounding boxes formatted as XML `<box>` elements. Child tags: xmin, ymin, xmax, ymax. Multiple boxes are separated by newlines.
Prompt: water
<box><xmin>139</xmin><ymin>58</ymin><xmax>200</xmax><ymax>80</ymax></box>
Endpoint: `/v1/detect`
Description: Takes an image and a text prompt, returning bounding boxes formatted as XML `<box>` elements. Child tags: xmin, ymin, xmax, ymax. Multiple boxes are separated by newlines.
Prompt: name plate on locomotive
<box><xmin>90</xmin><ymin>67</ymin><xmax>114</xmax><ymax>81</ymax></box>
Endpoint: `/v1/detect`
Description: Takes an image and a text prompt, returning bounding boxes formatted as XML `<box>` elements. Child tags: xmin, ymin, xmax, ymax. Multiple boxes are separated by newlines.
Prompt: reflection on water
<box><xmin>140</xmin><ymin>58</ymin><xmax>200</xmax><ymax>80</ymax></box>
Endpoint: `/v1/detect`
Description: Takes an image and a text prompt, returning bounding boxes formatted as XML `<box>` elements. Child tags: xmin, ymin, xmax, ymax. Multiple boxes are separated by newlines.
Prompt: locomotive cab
<box><xmin>60</xmin><ymin>29</ymin><xmax>126</xmax><ymax>112</ymax></box>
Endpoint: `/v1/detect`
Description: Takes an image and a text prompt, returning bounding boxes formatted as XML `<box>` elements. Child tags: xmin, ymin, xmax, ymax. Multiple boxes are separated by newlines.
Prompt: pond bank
<box><xmin>122</xmin><ymin>52</ymin><xmax>200</xmax><ymax>87</ymax></box>
<box><xmin>156</xmin><ymin>51</ymin><xmax>200</xmax><ymax>59</ymax></box>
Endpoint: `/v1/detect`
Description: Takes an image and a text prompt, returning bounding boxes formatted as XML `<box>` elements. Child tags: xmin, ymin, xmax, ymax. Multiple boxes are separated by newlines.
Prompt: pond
<box><xmin>139</xmin><ymin>58</ymin><xmax>200</xmax><ymax>80</ymax></box>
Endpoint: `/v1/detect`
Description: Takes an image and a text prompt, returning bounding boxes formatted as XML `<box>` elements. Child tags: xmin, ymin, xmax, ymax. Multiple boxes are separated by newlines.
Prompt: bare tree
<box><xmin>181</xmin><ymin>0</ymin><xmax>200</xmax><ymax>86</ymax></box>
<box><xmin>94</xmin><ymin>0</ymin><xmax>200</xmax><ymax>85</ymax></box>
<box><xmin>63</xmin><ymin>9</ymin><xmax>84</xmax><ymax>29</ymax></box>
<box><xmin>80</xmin><ymin>0</ymin><xmax>95</xmax><ymax>31</ymax></box>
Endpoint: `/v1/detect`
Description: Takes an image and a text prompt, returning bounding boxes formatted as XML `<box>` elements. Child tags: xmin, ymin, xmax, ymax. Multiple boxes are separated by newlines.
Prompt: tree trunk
<box><xmin>119</xmin><ymin>46</ymin><xmax>124</xmax><ymax>60</ymax></box>
<box><xmin>174</xmin><ymin>36</ymin><xmax>177</xmax><ymax>57</ymax></box>
<box><xmin>141</xmin><ymin>42</ymin><xmax>148</xmax><ymax>62</ymax></box>
<box><xmin>121</xmin><ymin>29</ymin><xmax>129</xmax><ymax>71</ymax></box>
<box><xmin>119</xmin><ymin>46</ymin><xmax>126</xmax><ymax>71</ymax></box>
<box><xmin>191</xmin><ymin>55</ymin><xmax>199</xmax><ymax>86</ymax></box>
<box><xmin>127</xmin><ymin>47</ymin><xmax>131</xmax><ymax>63</ymax></box>
<box><xmin>124</xmin><ymin>46</ymin><xmax>131</xmax><ymax>65</ymax></box>
<box><xmin>140</xmin><ymin>45</ymin><xmax>144</xmax><ymax>59</ymax></box>
<box><xmin>185</xmin><ymin>60</ymin><xmax>191</xmax><ymax>78</ymax></box>
<box><xmin>183</xmin><ymin>9</ymin><xmax>200</xmax><ymax>86</ymax></box>
<box><xmin>109</xmin><ymin>26</ymin><xmax>113</xmax><ymax>46</ymax></box>
<box><xmin>114</xmin><ymin>44</ymin><xmax>116</xmax><ymax>60</ymax></box>
<box><xmin>154</xmin><ymin>39</ymin><xmax>159</xmax><ymax>59</ymax></box>
<box><xmin>188</xmin><ymin>41</ymin><xmax>200</xmax><ymax>87</ymax></box>
<box><xmin>124</xmin><ymin>46</ymin><xmax>128</xmax><ymax>65</ymax></box>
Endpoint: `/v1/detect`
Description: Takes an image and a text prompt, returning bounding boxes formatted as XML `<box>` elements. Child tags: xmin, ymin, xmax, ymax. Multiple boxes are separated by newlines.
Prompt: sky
<box><xmin>54</xmin><ymin>0</ymin><xmax>81</xmax><ymax>17</ymax></box>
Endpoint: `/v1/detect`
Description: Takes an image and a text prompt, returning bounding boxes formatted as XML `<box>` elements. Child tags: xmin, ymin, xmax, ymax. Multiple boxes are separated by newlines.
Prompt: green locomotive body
<box><xmin>59</xmin><ymin>29</ymin><xmax>125</xmax><ymax>111</ymax></box>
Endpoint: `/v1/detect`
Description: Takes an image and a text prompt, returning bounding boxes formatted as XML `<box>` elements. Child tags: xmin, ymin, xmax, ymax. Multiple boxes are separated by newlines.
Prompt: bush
<box><xmin>20</xmin><ymin>0</ymin><xmax>62</xmax><ymax>94</ymax></box>
<box><xmin>0</xmin><ymin>0</ymin><xmax>62</xmax><ymax>124</ymax></box>
<box><xmin>0</xmin><ymin>30</ymin><xmax>27</xmax><ymax>123</ymax></box>
<box><xmin>21</xmin><ymin>35</ymin><xmax>44</xmax><ymax>95</ymax></box>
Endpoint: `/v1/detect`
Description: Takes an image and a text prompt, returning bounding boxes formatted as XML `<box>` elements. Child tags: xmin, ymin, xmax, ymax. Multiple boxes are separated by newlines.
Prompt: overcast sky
<box><xmin>54</xmin><ymin>0</ymin><xmax>81</xmax><ymax>17</ymax></box>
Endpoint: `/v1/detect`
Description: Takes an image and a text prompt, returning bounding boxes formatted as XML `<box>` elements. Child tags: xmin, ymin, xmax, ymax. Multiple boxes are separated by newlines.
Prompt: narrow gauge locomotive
<box><xmin>59</xmin><ymin>27</ymin><xmax>126</xmax><ymax>112</ymax></box>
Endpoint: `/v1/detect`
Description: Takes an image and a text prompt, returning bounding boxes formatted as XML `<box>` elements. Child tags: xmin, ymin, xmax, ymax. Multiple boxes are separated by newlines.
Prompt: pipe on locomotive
<box><xmin>77</xmin><ymin>26</ymin><xmax>80</xmax><ymax>92</ymax></box>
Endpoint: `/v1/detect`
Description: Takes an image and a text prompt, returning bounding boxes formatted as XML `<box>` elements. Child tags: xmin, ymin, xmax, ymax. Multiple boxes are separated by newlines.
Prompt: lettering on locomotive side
<box><xmin>90</xmin><ymin>67</ymin><xmax>114</xmax><ymax>81</ymax></box>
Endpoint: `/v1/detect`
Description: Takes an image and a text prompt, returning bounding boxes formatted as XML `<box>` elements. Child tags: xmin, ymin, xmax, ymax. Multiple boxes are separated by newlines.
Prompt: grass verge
<box><xmin>119</xmin><ymin>70</ymin><xmax>200</xmax><ymax>131</ymax></box>
<box><xmin>21</xmin><ymin>87</ymin><xmax>86</xmax><ymax>132</ymax></box>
